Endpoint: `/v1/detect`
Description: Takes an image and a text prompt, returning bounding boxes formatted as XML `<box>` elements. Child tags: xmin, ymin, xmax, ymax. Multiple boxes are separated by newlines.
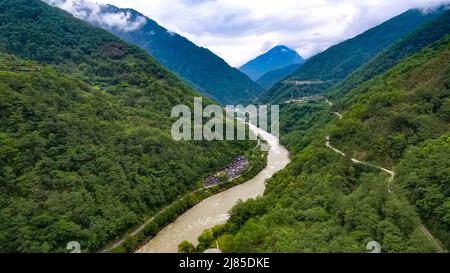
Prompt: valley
<box><xmin>0</xmin><ymin>0</ymin><xmax>449</xmax><ymax>256</ymax></box>
<box><xmin>216</xmin><ymin>32</ymin><xmax>450</xmax><ymax>253</ymax></box>
<box><xmin>136</xmin><ymin>121</ymin><xmax>290</xmax><ymax>253</ymax></box>
<box><xmin>0</xmin><ymin>0</ymin><xmax>256</xmax><ymax>253</ymax></box>
<box><xmin>325</xmin><ymin>102</ymin><xmax>445</xmax><ymax>253</ymax></box>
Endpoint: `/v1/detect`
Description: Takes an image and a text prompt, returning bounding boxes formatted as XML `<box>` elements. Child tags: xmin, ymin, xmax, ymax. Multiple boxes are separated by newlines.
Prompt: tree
<box><xmin>178</xmin><ymin>241</ymin><xmax>196</xmax><ymax>253</ymax></box>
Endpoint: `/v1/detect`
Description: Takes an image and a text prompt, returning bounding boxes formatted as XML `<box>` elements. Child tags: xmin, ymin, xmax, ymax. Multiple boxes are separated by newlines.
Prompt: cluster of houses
<box><xmin>285</xmin><ymin>95</ymin><xmax>326</xmax><ymax>104</ymax></box>
<box><xmin>282</xmin><ymin>80</ymin><xmax>324</xmax><ymax>86</ymax></box>
<box><xmin>224</xmin><ymin>156</ymin><xmax>249</xmax><ymax>180</ymax></box>
<box><xmin>203</xmin><ymin>176</ymin><xmax>221</xmax><ymax>187</ymax></box>
<box><xmin>203</xmin><ymin>156</ymin><xmax>249</xmax><ymax>187</ymax></box>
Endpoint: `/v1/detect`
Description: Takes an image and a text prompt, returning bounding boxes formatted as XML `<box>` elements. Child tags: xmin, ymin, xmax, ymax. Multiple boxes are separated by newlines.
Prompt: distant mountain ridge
<box><xmin>0</xmin><ymin>0</ymin><xmax>256</xmax><ymax>252</ymax></box>
<box><xmin>239</xmin><ymin>45</ymin><xmax>304</xmax><ymax>81</ymax></box>
<box><xmin>263</xmin><ymin>9</ymin><xmax>445</xmax><ymax>103</ymax></box>
<box><xmin>214</xmin><ymin>7</ymin><xmax>450</xmax><ymax>253</ymax></box>
<box><xmin>44</xmin><ymin>0</ymin><xmax>263</xmax><ymax>105</ymax></box>
<box><xmin>328</xmin><ymin>9</ymin><xmax>450</xmax><ymax>101</ymax></box>
<box><xmin>256</xmin><ymin>63</ymin><xmax>303</xmax><ymax>90</ymax></box>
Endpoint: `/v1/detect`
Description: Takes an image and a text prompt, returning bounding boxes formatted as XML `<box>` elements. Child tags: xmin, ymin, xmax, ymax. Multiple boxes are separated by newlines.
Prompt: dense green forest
<box><xmin>0</xmin><ymin>0</ymin><xmax>256</xmax><ymax>252</ymax></box>
<box><xmin>329</xmin><ymin>35</ymin><xmax>450</xmax><ymax>166</ymax></box>
<box><xmin>262</xmin><ymin>9</ymin><xmax>443</xmax><ymax>103</ymax></box>
<box><xmin>396</xmin><ymin>135</ymin><xmax>450</xmax><ymax>250</ymax></box>
<box><xmin>113</xmin><ymin>146</ymin><xmax>268</xmax><ymax>253</ymax></box>
<box><xmin>2</xmin><ymin>0</ymin><xmax>449</xmax><ymax>254</ymax></box>
<box><xmin>210</xmin><ymin>34</ymin><xmax>450</xmax><ymax>252</ymax></box>
<box><xmin>328</xmin><ymin>35</ymin><xmax>450</xmax><ymax>247</ymax></box>
<box><xmin>256</xmin><ymin>63</ymin><xmax>303</xmax><ymax>90</ymax></box>
<box><xmin>328</xmin><ymin>10</ymin><xmax>450</xmax><ymax>100</ymax></box>
<box><xmin>76</xmin><ymin>3</ymin><xmax>263</xmax><ymax>105</ymax></box>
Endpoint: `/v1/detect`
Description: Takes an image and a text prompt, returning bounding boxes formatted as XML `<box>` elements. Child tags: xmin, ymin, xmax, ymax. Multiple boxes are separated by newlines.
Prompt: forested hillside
<box><xmin>209</xmin><ymin>35</ymin><xmax>450</xmax><ymax>253</ymax></box>
<box><xmin>397</xmin><ymin>135</ymin><xmax>450</xmax><ymax>250</ymax></box>
<box><xmin>43</xmin><ymin>1</ymin><xmax>263</xmax><ymax>105</ymax></box>
<box><xmin>328</xmin><ymin>35</ymin><xmax>450</xmax><ymax>247</ymax></box>
<box><xmin>256</xmin><ymin>63</ymin><xmax>302</xmax><ymax>90</ymax></box>
<box><xmin>328</xmin><ymin>10</ymin><xmax>450</xmax><ymax>100</ymax></box>
<box><xmin>0</xmin><ymin>0</ymin><xmax>254</xmax><ymax>252</ymax></box>
<box><xmin>262</xmin><ymin>9</ymin><xmax>442</xmax><ymax>103</ymax></box>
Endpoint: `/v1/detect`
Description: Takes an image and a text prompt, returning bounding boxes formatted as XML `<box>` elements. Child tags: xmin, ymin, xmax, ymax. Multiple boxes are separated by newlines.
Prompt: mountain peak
<box><xmin>239</xmin><ymin>45</ymin><xmax>304</xmax><ymax>81</ymax></box>
<box><xmin>270</xmin><ymin>45</ymin><xmax>292</xmax><ymax>52</ymax></box>
<box><xmin>44</xmin><ymin>0</ymin><xmax>262</xmax><ymax>105</ymax></box>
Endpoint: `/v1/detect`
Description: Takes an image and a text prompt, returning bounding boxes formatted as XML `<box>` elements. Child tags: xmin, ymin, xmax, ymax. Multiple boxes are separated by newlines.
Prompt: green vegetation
<box><xmin>329</xmin><ymin>35</ymin><xmax>450</xmax><ymax>167</ymax></box>
<box><xmin>2</xmin><ymin>0</ymin><xmax>449</xmax><ymax>254</ymax></box>
<box><xmin>178</xmin><ymin>224</ymin><xmax>227</xmax><ymax>253</ymax></box>
<box><xmin>0</xmin><ymin>0</ymin><xmax>257</xmax><ymax>252</ymax></box>
<box><xmin>96</xmin><ymin>4</ymin><xmax>263</xmax><ymax>105</ymax></box>
<box><xmin>397</xmin><ymin>135</ymin><xmax>450</xmax><ymax>249</ymax></box>
<box><xmin>328</xmin><ymin>10</ymin><xmax>450</xmax><ymax>100</ymax></box>
<box><xmin>256</xmin><ymin>63</ymin><xmax>302</xmax><ymax>90</ymax></box>
<box><xmin>214</xmin><ymin>34</ymin><xmax>450</xmax><ymax>253</ymax></box>
<box><xmin>216</xmin><ymin>144</ymin><xmax>435</xmax><ymax>252</ymax></box>
<box><xmin>0</xmin><ymin>54</ymin><xmax>253</xmax><ymax>253</ymax></box>
<box><xmin>263</xmin><ymin>9</ymin><xmax>442</xmax><ymax>103</ymax></box>
<box><xmin>109</xmin><ymin>147</ymin><xmax>267</xmax><ymax>253</ymax></box>
<box><xmin>178</xmin><ymin>241</ymin><xmax>196</xmax><ymax>253</ymax></box>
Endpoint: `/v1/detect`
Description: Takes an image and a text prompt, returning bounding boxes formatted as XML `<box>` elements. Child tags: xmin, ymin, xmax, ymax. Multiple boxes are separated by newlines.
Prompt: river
<box><xmin>136</xmin><ymin>122</ymin><xmax>290</xmax><ymax>253</ymax></box>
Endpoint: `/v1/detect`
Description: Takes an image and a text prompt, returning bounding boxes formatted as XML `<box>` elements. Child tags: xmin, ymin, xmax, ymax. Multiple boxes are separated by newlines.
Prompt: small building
<box><xmin>203</xmin><ymin>176</ymin><xmax>221</xmax><ymax>187</ymax></box>
<box><xmin>202</xmin><ymin>156</ymin><xmax>249</xmax><ymax>187</ymax></box>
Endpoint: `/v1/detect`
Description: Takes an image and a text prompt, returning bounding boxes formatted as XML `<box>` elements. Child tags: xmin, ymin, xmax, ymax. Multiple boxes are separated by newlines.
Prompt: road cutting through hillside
<box><xmin>325</xmin><ymin>100</ymin><xmax>446</xmax><ymax>253</ymax></box>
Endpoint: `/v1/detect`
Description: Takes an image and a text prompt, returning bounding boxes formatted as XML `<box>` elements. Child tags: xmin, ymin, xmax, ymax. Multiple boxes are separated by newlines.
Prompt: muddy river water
<box><xmin>136</xmin><ymin>122</ymin><xmax>290</xmax><ymax>253</ymax></box>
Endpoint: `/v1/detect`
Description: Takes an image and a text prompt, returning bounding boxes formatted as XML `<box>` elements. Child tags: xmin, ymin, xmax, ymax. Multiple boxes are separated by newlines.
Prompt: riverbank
<box><xmin>136</xmin><ymin>122</ymin><xmax>290</xmax><ymax>253</ymax></box>
<box><xmin>101</xmin><ymin>137</ymin><xmax>267</xmax><ymax>253</ymax></box>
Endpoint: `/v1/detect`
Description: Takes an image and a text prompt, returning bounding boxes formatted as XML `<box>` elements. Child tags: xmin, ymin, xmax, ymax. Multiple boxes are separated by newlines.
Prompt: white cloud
<box><xmin>46</xmin><ymin>0</ymin><xmax>450</xmax><ymax>66</ymax></box>
<box><xmin>44</xmin><ymin>0</ymin><xmax>146</xmax><ymax>32</ymax></box>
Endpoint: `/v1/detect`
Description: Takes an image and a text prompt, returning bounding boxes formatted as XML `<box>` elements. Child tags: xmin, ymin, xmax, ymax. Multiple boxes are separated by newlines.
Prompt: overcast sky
<box><xmin>80</xmin><ymin>0</ymin><xmax>449</xmax><ymax>67</ymax></box>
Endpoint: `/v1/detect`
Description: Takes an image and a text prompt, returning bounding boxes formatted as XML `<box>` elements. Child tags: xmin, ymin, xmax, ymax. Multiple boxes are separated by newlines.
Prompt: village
<box><xmin>284</xmin><ymin>94</ymin><xmax>325</xmax><ymax>104</ymax></box>
<box><xmin>203</xmin><ymin>156</ymin><xmax>249</xmax><ymax>187</ymax></box>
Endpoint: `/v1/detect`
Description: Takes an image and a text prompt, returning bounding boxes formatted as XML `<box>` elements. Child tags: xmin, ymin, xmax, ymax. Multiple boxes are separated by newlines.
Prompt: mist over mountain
<box><xmin>1</xmin><ymin>0</ymin><xmax>450</xmax><ymax>255</ymax></box>
<box><xmin>239</xmin><ymin>45</ymin><xmax>304</xmax><ymax>81</ymax></box>
<box><xmin>44</xmin><ymin>0</ymin><xmax>263</xmax><ymax>105</ymax></box>
<box><xmin>0</xmin><ymin>0</ymin><xmax>255</xmax><ymax>252</ymax></box>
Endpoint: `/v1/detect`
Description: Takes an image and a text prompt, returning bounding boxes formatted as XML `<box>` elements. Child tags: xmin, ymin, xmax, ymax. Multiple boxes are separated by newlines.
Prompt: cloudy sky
<box><xmin>78</xmin><ymin>0</ymin><xmax>449</xmax><ymax>67</ymax></box>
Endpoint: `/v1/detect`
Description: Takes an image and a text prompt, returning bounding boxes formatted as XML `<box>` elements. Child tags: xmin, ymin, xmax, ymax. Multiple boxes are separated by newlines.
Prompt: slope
<box><xmin>256</xmin><ymin>63</ymin><xmax>303</xmax><ymax>90</ymax></box>
<box><xmin>328</xmin><ymin>35</ymin><xmax>450</xmax><ymax>248</ymax></box>
<box><xmin>0</xmin><ymin>0</ymin><xmax>254</xmax><ymax>252</ymax></box>
<box><xmin>43</xmin><ymin>0</ymin><xmax>263</xmax><ymax>105</ymax></box>
<box><xmin>328</xmin><ymin>9</ymin><xmax>450</xmax><ymax>100</ymax></box>
<box><xmin>209</xmin><ymin>35</ymin><xmax>450</xmax><ymax>253</ymax></box>
<box><xmin>239</xmin><ymin>45</ymin><xmax>303</xmax><ymax>81</ymax></box>
<box><xmin>263</xmin><ymin>8</ymin><xmax>443</xmax><ymax>103</ymax></box>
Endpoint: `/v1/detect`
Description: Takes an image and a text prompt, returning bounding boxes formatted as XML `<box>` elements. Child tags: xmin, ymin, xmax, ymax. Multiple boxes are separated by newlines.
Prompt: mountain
<box><xmin>327</xmin><ymin>9</ymin><xmax>450</xmax><ymax>101</ymax></box>
<box><xmin>178</xmin><ymin>7</ymin><xmax>450</xmax><ymax>253</ymax></box>
<box><xmin>207</xmin><ymin>32</ymin><xmax>450</xmax><ymax>254</ymax></box>
<box><xmin>256</xmin><ymin>63</ymin><xmax>303</xmax><ymax>90</ymax></box>
<box><xmin>239</xmin><ymin>45</ymin><xmax>304</xmax><ymax>81</ymax></box>
<box><xmin>0</xmin><ymin>0</ymin><xmax>254</xmax><ymax>252</ymax></box>
<box><xmin>263</xmin><ymin>9</ymin><xmax>444</xmax><ymax>103</ymax></box>
<box><xmin>43</xmin><ymin>0</ymin><xmax>263</xmax><ymax>105</ymax></box>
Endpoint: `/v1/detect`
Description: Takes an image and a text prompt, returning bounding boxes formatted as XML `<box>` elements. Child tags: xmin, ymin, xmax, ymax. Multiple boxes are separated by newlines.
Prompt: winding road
<box><xmin>325</xmin><ymin>100</ymin><xmax>446</xmax><ymax>253</ymax></box>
